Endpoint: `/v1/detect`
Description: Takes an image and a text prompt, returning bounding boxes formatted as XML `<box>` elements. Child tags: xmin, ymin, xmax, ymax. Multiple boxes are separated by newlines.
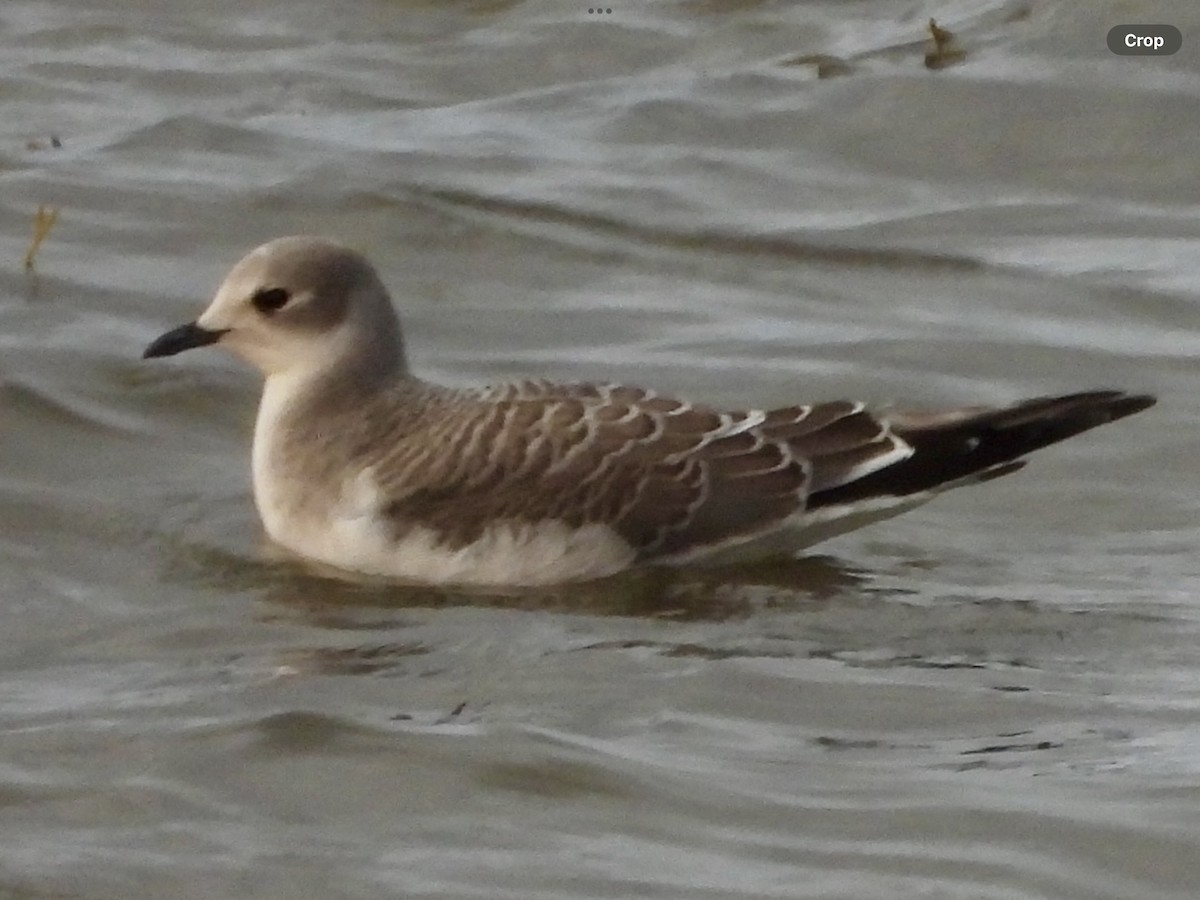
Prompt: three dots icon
<box><xmin>588</xmin><ymin>7</ymin><xmax>613</xmax><ymax>13</ymax></box>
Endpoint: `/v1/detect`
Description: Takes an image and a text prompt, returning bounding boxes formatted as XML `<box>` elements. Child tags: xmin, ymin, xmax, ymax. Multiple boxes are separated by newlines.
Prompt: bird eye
<box><xmin>251</xmin><ymin>287</ymin><xmax>291</xmax><ymax>314</ymax></box>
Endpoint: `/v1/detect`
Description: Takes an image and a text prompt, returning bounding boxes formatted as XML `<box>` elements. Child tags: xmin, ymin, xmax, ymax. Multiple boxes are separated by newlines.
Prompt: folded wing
<box><xmin>367</xmin><ymin>383</ymin><xmax>1154</xmax><ymax>564</ymax></box>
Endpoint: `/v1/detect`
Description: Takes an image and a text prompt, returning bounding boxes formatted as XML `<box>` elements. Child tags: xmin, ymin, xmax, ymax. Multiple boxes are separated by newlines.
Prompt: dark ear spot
<box><xmin>251</xmin><ymin>287</ymin><xmax>291</xmax><ymax>315</ymax></box>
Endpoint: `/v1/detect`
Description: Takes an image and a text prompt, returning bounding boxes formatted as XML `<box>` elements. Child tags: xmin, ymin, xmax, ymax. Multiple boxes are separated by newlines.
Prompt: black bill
<box><xmin>142</xmin><ymin>322</ymin><xmax>227</xmax><ymax>359</ymax></box>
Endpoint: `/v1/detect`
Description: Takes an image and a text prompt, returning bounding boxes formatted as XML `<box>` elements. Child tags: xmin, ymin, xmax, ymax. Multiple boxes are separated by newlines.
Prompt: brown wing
<box><xmin>367</xmin><ymin>387</ymin><xmax>811</xmax><ymax>559</ymax></box>
<box><xmin>365</xmin><ymin>381</ymin><xmax>1154</xmax><ymax>563</ymax></box>
<box><xmin>754</xmin><ymin>400</ymin><xmax>914</xmax><ymax>492</ymax></box>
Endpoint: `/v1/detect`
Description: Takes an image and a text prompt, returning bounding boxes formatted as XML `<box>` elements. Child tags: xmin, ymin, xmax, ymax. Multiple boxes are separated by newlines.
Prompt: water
<box><xmin>1</xmin><ymin>0</ymin><xmax>1198</xmax><ymax>897</ymax></box>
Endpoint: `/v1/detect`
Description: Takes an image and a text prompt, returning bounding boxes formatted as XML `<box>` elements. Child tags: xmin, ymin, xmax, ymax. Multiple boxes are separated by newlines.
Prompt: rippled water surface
<box><xmin>2</xmin><ymin>1</ymin><xmax>1199</xmax><ymax>897</ymax></box>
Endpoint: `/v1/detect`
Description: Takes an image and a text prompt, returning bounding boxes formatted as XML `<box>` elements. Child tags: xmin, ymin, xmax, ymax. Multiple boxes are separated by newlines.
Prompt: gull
<box><xmin>143</xmin><ymin>236</ymin><xmax>1156</xmax><ymax>587</ymax></box>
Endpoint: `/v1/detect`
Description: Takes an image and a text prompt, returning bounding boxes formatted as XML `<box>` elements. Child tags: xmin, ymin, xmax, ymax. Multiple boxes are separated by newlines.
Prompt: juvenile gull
<box><xmin>143</xmin><ymin>236</ymin><xmax>1156</xmax><ymax>587</ymax></box>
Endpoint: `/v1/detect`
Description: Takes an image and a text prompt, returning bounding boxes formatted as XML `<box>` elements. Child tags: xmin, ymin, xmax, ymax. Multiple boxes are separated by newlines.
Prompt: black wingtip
<box><xmin>1108</xmin><ymin>392</ymin><xmax>1157</xmax><ymax>420</ymax></box>
<box><xmin>960</xmin><ymin>389</ymin><xmax>1157</xmax><ymax>463</ymax></box>
<box><xmin>986</xmin><ymin>390</ymin><xmax>1155</xmax><ymax>428</ymax></box>
<box><xmin>808</xmin><ymin>388</ymin><xmax>1157</xmax><ymax>509</ymax></box>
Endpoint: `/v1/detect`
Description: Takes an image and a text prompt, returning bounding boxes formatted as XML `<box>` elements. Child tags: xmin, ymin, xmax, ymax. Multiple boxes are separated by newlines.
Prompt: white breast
<box><xmin>251</xmin><ymin>372</ymin><xmax>304</xmax><ymax>543</ymax></box>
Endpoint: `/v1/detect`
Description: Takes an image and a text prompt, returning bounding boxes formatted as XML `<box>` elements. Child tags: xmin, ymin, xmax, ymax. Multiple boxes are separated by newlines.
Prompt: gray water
<box><xmin>2</xmin><ymin>0</ymin><xmax>1199</xmax><ymax>897</ymax></box>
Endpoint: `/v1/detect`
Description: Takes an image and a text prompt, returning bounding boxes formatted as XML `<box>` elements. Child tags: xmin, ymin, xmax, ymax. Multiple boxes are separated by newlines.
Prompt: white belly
<box><xmin>268</xmin><ymin>501</ymin><xmax>638</xmax><ymax>587</ymax></box>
